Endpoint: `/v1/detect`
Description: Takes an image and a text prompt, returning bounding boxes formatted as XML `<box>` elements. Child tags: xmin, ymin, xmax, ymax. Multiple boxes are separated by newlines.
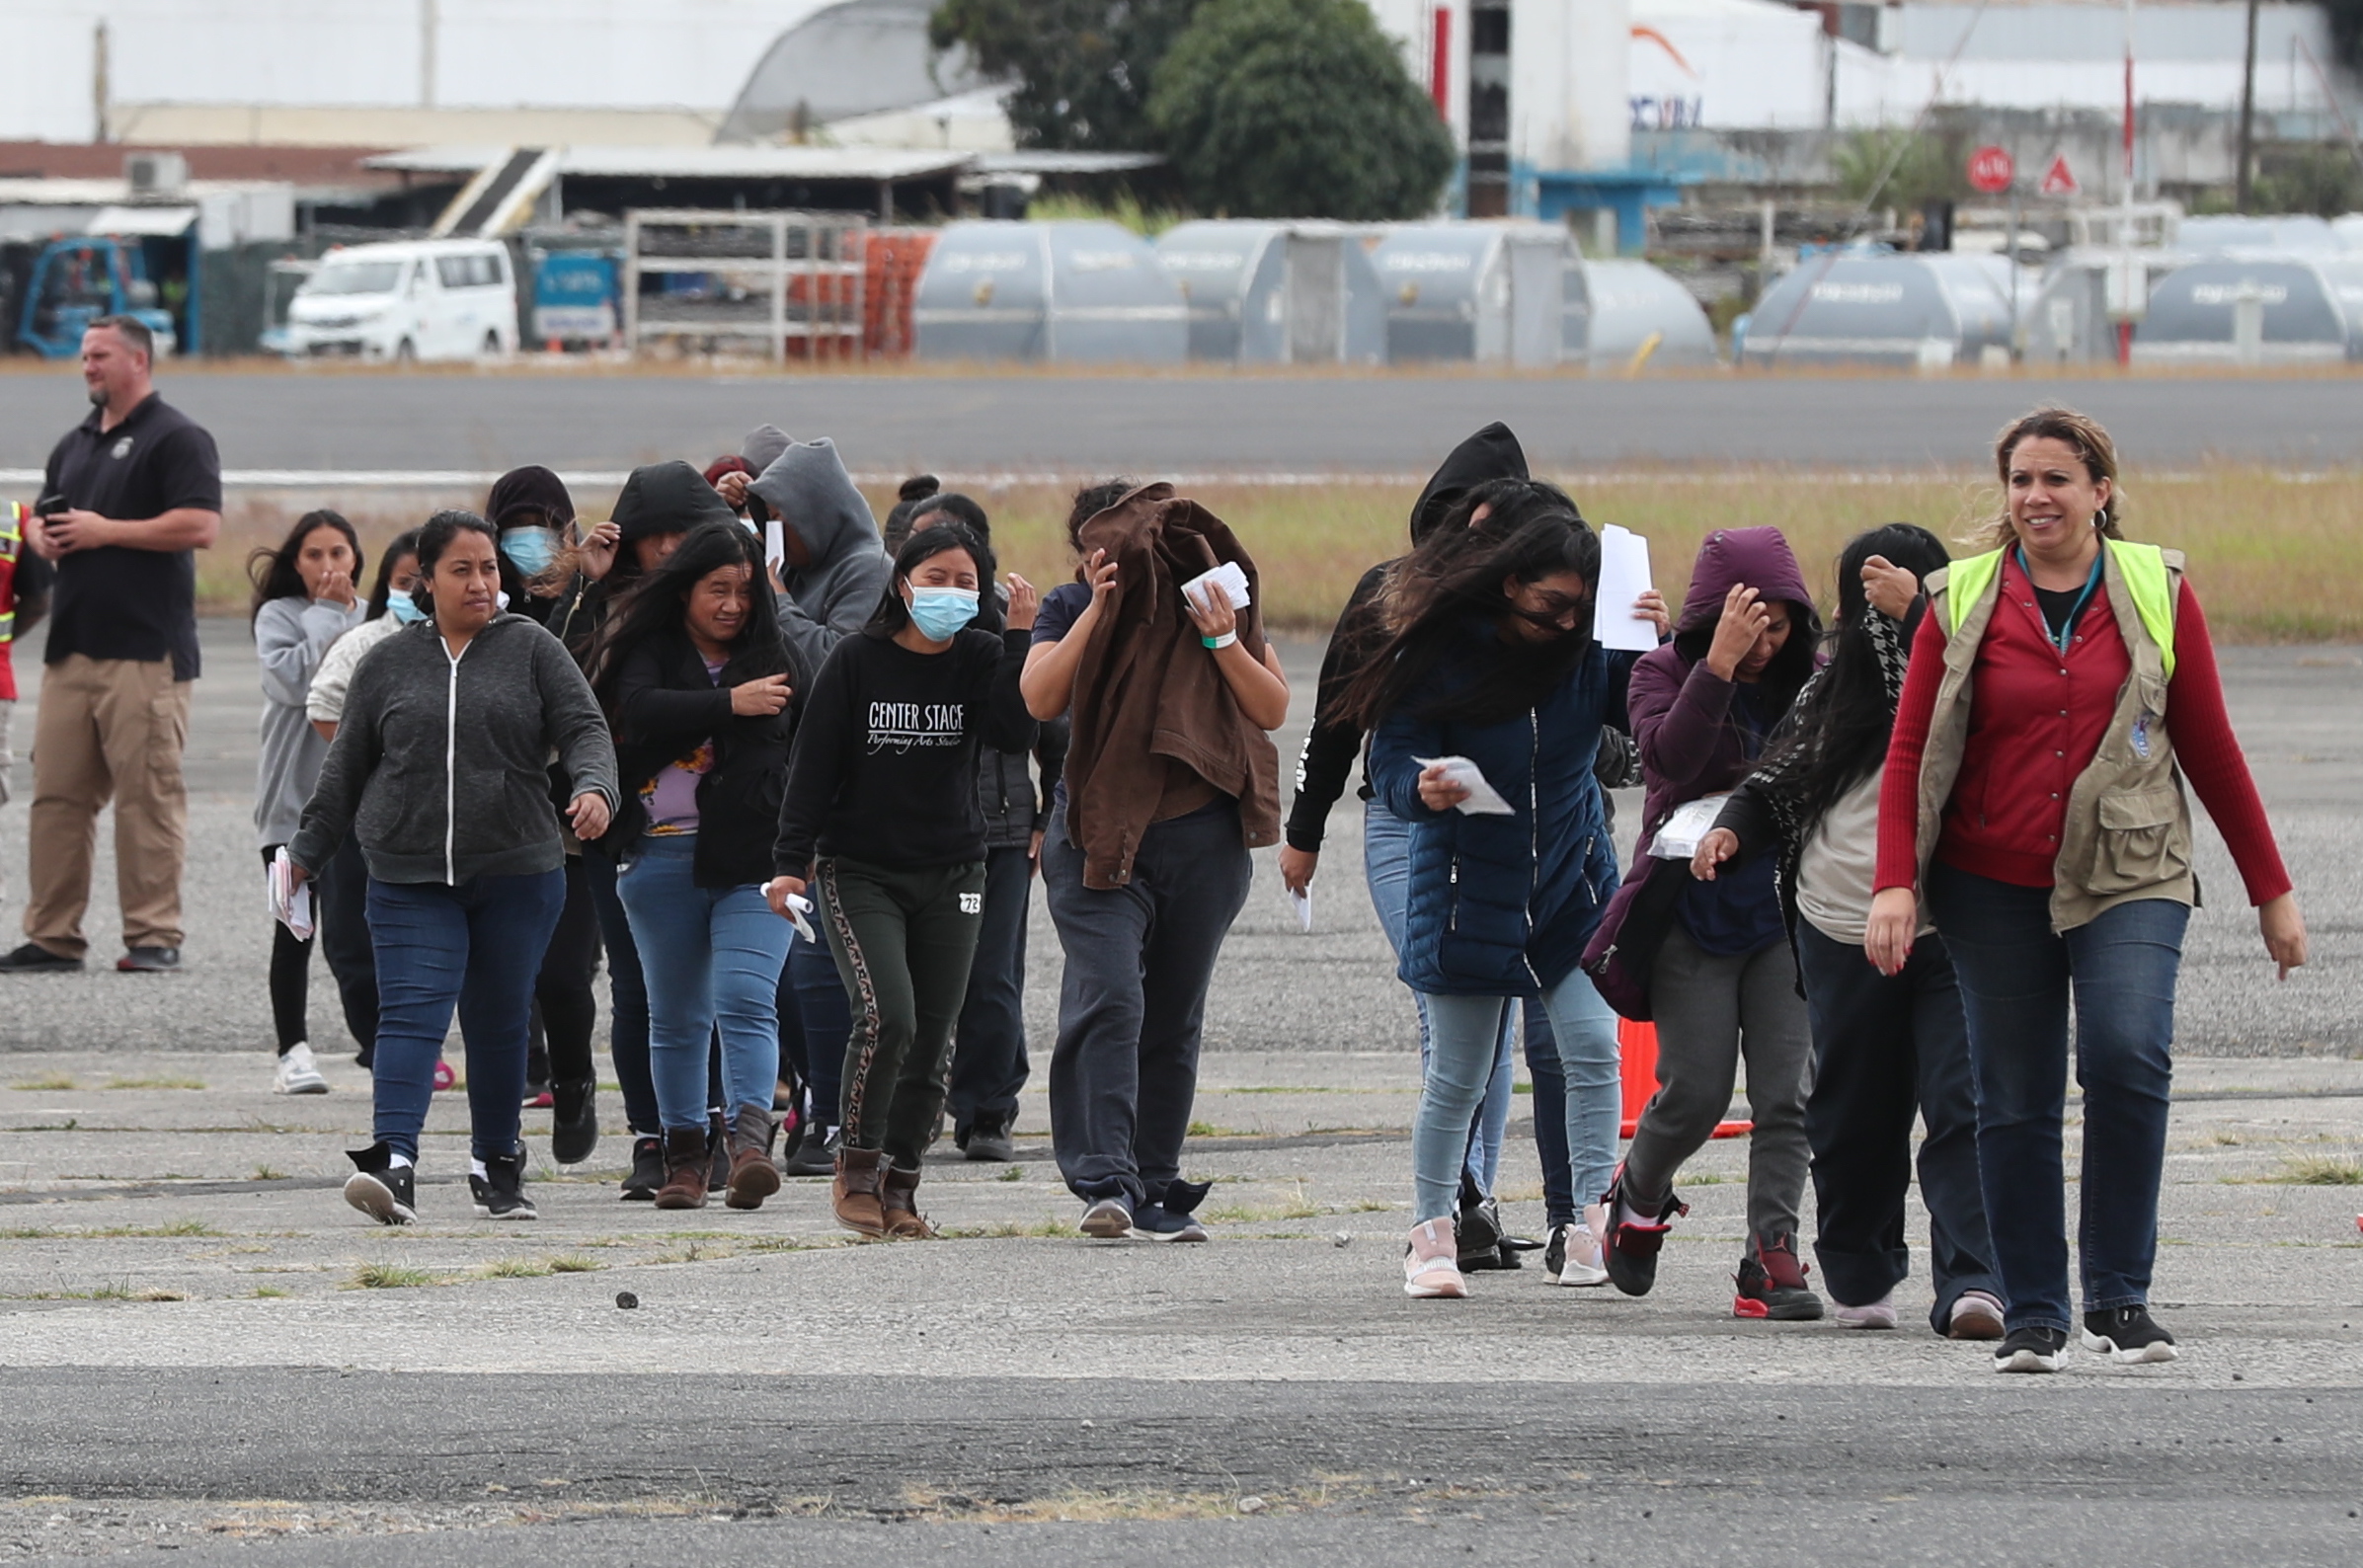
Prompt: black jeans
<box><xmin>1926</xmin><ymin>863</ymin><xmax>2187</xmax><ymax>1336</ymax></box>
<box><xmin>947</xmin><ymin>842</ymin><xmax>1036</xmax><ymax>1134</ymax></box>
<box><xmin>1793</xmin><ymin>921</ymin><xmax>2001</xmax><ymax>1331</ymax></box>
<box><xmin>788</xmin><ymin>938</ymin><xmax>849</xmax><ymax>1126</ymax></box>
<box><xmin>318</xmin><ymin>834</ymin><xmax>379</xmax><ymax>1054</ymax></box>
<box><xmin>529</xmin><ymin>857</ymin><xmax>600</xmax><ymax>1087</ymax></box>
<box><xmin>585</xmin><ymin>850</ymin><xmax>657</xmax><ymax>1136</ymax></box>
<box><xmin>1043</xmin><ymin>798</ymin><xmax>1252</xmax><ymax>1211</ymax></box>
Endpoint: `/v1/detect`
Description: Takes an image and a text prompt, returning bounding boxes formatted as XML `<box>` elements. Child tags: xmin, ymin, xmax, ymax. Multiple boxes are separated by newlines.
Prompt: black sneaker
<box><xmin>962</xmin><ymin>1114</ymin><xmax>1016</xmax><ymax>1163</ymax></box>
<box><xmin>116</xmin><ymin>946</ymin><xmax>181</xmax><ymax>973</ymax></box>
<box><xmin>344</xmin><ymin>1142</ymin><xmax>417</xmax><ymax>1225</ymax></box>
<box><xmin>2081</xmin><ymin>1304</ymin><xmax>2178</xmax><ymax>1366</ymax></box>
<box><xmin>1599</xmin><ymin>1164</ymin><xmax>1686</xmax><ymax>1297</ymax></box>
<box><xmin>0</xmin><ymin>941</ymin><xmax>81</xmax><ymax>973</ymax></box>
<box><xmin>1733</xmin><ymin>1233</ymin><xmax>1824</xmax><ymax>1321</ymax></box>
<box><xmin>1995</xmin><ymin>1325</ymin><xmax>2070</xmax><ymax>1373</ymax></box>
<box><xmin>1131</xmin><ymin>1178</ymin><xmax>1211</xmax><ymax>1242</ymax></box>
<box><xmin>551</xmin><ymin>1078</ymin><xmax>599</xmax><ymax>1165</ymax></box>
<box><xmin>477</xmin><ymin>1149</ymin><xmax>538</xmax><ymax>1220</ymax></box>
<box><xmin>1079</xmin><ymin>1196</ymin><xmax>1134</xmax><ymax>1238</ymax></box>
<box><xmin>782</xmin><ymin>1121</ymin><xmax>838</xmax><ymax>1177</ymax></box>
<box><xmin>620</xmin><ymin>1136</ymin><xmax>665</xmax><ymax>1201</ymax></box>
<box><xmin>1456</xmin><ymin>1175</ymin><xmax>1514</xmax><ymax>1270</ymax></box>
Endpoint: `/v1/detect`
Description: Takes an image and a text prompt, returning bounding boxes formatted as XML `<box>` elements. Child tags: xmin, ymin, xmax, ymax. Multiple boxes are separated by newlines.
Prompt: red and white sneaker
<box><xmin>1599</xmin><ymin>1164</ymin><xmax>1686</xmax><ymax>1297</ymax></box>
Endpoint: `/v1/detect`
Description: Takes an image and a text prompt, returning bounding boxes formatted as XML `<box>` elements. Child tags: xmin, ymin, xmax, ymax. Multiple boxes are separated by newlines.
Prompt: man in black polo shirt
<box><xmin>0</xmin><ymin>316</ymin><xmax>220</xmax><ymax>974</ymax></box>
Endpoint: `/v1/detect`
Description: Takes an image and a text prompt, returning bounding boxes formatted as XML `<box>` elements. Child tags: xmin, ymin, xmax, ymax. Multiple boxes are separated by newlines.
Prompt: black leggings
<box><xmin>262</xmin><ymin>845</ymin><xmax>318</xmax><ymax>1055</ymax></box>
<box><xmin>528</xmin><ymin>857</ymin><xmax>602</xmax><ymax>1085</ymax></box>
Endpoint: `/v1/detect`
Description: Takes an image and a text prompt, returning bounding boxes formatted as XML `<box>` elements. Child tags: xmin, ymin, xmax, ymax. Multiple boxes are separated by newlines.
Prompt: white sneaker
<box><xmin>1403</xmin><ymin>1218</ymin><xmax>1467</xmax><ymax>1298</ymax></box>
<box><xmin>1546</xmin><ymin>1219</ymin><xmax>1611</xmax><ymax>1287</ymax></box>
<box><xmin>1832</xmin><ymin>1293</ymin><xmax>1898</xmax><ymax>1329</ymax></box>
<box><xmin>274</xmin><ymin>1043</ymin><xmax>329</xmax><ymax>1095</ymax></box>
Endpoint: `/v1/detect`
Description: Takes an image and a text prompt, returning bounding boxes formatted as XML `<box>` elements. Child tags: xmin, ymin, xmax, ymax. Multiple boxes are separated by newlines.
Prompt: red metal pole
<box><xmin>1431</xmin><ymin>7</ymin><xmax>1452</xmax><ymax>118</ymax></box>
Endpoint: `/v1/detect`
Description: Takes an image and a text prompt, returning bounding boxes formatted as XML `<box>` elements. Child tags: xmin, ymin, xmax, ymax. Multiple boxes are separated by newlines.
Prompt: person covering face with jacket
<box><xmin>1870</xmin><ymin>407</ymin><xmax>2305</xmax><ymax>1373</ymax></box>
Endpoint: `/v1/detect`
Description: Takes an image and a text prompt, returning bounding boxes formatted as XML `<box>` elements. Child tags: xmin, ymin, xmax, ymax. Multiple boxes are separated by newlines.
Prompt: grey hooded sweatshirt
<box><xmin>747</xmin><ymin>435</ymin><xmax>891</xmax><ymax>688</ymax></box>
<box><xmin>253</xmin><ymin>594</ymin><xmax>365</xmax><ymax>849</ymax></box>
<box><xmin>288</xmin><ymin>615</ymin><xmax>618</xmax><ymax>886</ymax></box>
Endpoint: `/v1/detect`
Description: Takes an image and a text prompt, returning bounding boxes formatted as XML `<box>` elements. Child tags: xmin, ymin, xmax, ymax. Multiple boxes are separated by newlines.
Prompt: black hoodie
<box><xmin>1282</xmin><ymin>423</ymin><xmax>1529</xmax><ymax>854</ymax></box>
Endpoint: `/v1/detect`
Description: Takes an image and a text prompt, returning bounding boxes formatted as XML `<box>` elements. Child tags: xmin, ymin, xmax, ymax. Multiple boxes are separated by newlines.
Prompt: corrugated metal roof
<box><xmin>366</xmin><ymin>144</ymin><xmax>971</xmax><ymax>181</ymax></box>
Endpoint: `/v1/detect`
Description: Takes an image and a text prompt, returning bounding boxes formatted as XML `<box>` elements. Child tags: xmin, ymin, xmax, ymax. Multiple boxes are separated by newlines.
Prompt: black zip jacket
<box><xmin>602</xmin><ymin>626</ymin><xmax>793</xmax><ymax>888</ymax></box>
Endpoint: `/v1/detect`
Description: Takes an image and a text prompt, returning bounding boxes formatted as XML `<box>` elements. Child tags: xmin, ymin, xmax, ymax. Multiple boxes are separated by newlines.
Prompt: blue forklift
<box><xmin>9</xmin><ymin>235</ymin><xmax>182</xmax><ymax>357</ymax></box>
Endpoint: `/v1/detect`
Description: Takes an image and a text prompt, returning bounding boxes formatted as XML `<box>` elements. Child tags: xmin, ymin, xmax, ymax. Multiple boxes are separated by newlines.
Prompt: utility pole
<box><xmin>92</xmin><ymin>22</ymin><xmax>110</xmax><ymax>143</ymax></box>
<box><xmin>2236</xmin><ymin>0</ymin><xmax>2261</xmax><ymax>212</ymax></box>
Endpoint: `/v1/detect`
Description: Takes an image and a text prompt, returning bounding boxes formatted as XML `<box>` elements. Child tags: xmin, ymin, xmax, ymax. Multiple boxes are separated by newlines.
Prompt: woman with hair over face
<box><xmin>249</xmin><ymin>509</ymin><xmax>366</xmax><ymax>1095</ymax></box>
<box><xmin>288</xmin><ymin>510</ymin><xmax>617</xmax><ymax>1225</ymax></box>
<box><xmin>1354</xmin><ymin>480</ymin><xmax>1664</xmax><ymax>1299</ymax></box>
<box><xmin>1870</xmin><ymin>407</ymin><xmax>2305</xmax><ymax>1372</ymax></box>
<box><xmin>768</xmin><ymin>523</ymin><xmax>1038</xmax><ymax>1238</ymax></box>
<box><xmin>1695</xmin><ymin>524</ymin><xmax>2004</xmax><ymax>1340</ymax></box>
<box><xmin>591</xmin><ymin>520</ymin><xmax>796</xmax><ymax>1211</ymax></box>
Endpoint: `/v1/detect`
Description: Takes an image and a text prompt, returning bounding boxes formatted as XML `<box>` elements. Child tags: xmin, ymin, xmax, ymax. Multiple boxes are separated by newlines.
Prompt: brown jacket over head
<box><xmin>1063</xmin><ymin>484</ymin><xmax>1281</xmax><ymax>889</ymax></box>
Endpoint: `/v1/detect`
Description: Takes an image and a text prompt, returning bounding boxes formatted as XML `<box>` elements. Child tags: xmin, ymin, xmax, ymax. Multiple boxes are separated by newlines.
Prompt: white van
<box><xmin>279</xmin><ymin>239</ymin><xmax>519</xmax><ymax>362</ymax></box>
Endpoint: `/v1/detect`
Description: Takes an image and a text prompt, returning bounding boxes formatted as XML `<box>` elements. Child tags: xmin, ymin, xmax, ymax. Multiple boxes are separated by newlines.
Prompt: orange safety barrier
<box><xmin>1617</xmin><ymin>1018</ymin><xmax>1751</xmax><ymax>1139</ymax></box>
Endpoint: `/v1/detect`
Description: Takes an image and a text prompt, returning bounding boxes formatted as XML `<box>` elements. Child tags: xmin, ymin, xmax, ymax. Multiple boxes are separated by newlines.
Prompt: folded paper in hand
<box><xmin>1414</xmin><ymin>755</ymin><xmax>1516</xmax><ymax>816</ymax></box>
<box><xmin>1593</xmin><ymin>524</ymin><xmax>1658</xmax><ymax>653</ymax></box>
<box><xmin>1649</xmin><ymin>795</ymin><xmax>1731</xmax><ymax>860</ymax></box>
<box><xmin>1181</xmin><ymin>561</ymin><xmax>1251</xmax><ymax>614</ymax></box>
<box><xmin>1287</xmin><ymin>884</ymin><xmax>1313</xmax><ymax>933</ymax></box>
<box><xmin>268</xmin><ymin>846</ymin><xmax>314</xmax><ymax>940</ymax></box>
<box><xmin>782</xmin><ymin>891</ymin><xmax>817</xmax><ymax>943</ymax></box>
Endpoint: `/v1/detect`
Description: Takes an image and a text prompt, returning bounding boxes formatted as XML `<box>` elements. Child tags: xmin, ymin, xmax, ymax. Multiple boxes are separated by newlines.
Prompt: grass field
<box><xmin>206</xmin><ymin>465</ymin><xmax>2363</xmax><ymax>643</ymax></box>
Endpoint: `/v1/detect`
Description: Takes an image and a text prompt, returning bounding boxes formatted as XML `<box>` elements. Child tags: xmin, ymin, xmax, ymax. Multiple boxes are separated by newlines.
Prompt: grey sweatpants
<box><xmin>1625</xmin><ymin>925</ymin><xmax>1814</xmax><ymax>1245</ymax></box>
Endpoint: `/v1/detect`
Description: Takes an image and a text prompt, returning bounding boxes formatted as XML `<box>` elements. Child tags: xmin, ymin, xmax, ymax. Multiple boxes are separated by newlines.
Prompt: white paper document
<box><xmin>1287</xmin><ymin>885</ymin><xmax>1313</xmax><ymax>933</ymax></box>
<box><xmin>1414</xmin><ymin>755</ymin><xmax>1517</xmax><ymax>816</ymax></box>
<box><xmin>1649</xmin><ymin>795</ymin><xmax>1731</xmax><ymax>860</ymax></box>
<box><xmin>1594</xmin><ymin>524</ymin><xmax>1658</xmax><ymax>652</ymax></box>
<box><xmin>268</xmin><ymin>847</ymin><xmax>314</xmax><ymax>940</ymax></box>
<box><xmin>782</xmin><ymin>892</ymin><xmax>817</xmax><ymax>943</ymax></box>
<box><xmin>1181</xmin><ymin>561</ymin><xmax>1251</xmax><ymax>614</ymax></box>
<box><xmin>763</xmin><ymin>519</ymin><xmax>786</xmax><ymax>575</ymax></box>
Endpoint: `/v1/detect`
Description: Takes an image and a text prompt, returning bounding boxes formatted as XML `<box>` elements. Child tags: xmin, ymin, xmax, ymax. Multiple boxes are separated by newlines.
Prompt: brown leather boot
<box><xmin>724</xmin><ymin>1103</ymin><xmax>782</xmax><ymax>1212</ymax></box>
<box><xmin>881</xmin><ymin>1163</ymin><xmax>937</xmax><ymax>1239</ymax></box>
<box><xmin>653</xmin><ymin>1125</ymin><xmax>709</xmax><ymax>1211</ymax></box>
<box><xmin>831</xmin><ymin>1145</ymin><xmax>887</xmax><ymax>1237</ymax></box>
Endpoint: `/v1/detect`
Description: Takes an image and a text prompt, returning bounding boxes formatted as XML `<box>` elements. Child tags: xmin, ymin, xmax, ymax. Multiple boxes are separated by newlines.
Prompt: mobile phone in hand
<box><xmin>35</xmin><ymin>495</ymin><xmax>67</xmax><ymax>518</ymax></box>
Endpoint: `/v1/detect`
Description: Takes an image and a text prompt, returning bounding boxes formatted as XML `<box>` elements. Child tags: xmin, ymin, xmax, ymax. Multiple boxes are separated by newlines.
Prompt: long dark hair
<box><xmin>866</xmin><ymin>523</ymin><xmax>995</xmax><ymax>641</ymax></box>
<box><xmin>587</xmin><ymin>521</ymin><xmax>788</xmax><ymax>712</ymax></box>
<box><xmin>1065</xmin><ymin>477</ymin><xmax>1137</xmax><ymax>554</ymax></box>
<box><xmin>1341</xmin><ymin>478</ymin><xmax>1601</xmax><ymax>731</ymax></box>
<box><xmin>364</xmin><ymin>527</ymin><xmax>424</xmax><ymax>621</ymax></box>
<box><xmin>247</xmin><ymin>510</ymin><xmax>362</xmax><ymax>624</ymax></box>
<box><xmin>408</xmin><ymin>510</ymin><xmax>499</xmax><ymax>620</ymax></box>
<box><xmin>1762</xmin><ymin>523</ymin><xmax>1950</xmax><ymax>833</ymax></box>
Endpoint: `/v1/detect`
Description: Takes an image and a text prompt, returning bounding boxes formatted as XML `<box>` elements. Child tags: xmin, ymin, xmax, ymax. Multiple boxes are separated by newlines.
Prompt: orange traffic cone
<box><xmin>1615</xmin><ymin>1018</ymin><xmax>1751</xmax><ymax>1139</ymax></box>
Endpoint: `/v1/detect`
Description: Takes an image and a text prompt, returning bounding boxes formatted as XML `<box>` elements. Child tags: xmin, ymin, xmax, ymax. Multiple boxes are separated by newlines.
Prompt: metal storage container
<box><xmin>1153</xmin><ymin>220</ymin><xmax>1386</xmax><ymax>365</ymax></box>
<box><xmin>911</xmin><ymin>220</ymin><xmax>1187</xmax><ymax>364</ymax></box>
<box><xmin>2132</xmin><ymin>257</ymin><xmax>2363</xmax><ymax>366</ymax></box>
<box><xmin>1371</xmin><ymin>222</ymin><xmax>1570</xmax><ymax>366</ymax></box>
<box><xmin>1569</xmin><ymin>259</ymin><xmax>1719</xmax><ymax>369</ymax></box>
<box><xmin>1739</xmin><ymin>253</ymin><xmax>2016</xmax><ymax>369</ymax></box>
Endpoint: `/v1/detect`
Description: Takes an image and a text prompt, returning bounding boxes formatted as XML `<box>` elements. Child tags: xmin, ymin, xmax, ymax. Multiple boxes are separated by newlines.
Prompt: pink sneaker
<box><xmin>432</xmin><ymin>1060</ymin><xmax>457</xmax><ymax>1093</ymax></box>
<box><xmin>1402</xmin><ymin>1218</ymin><xmax>1467</xmax><ymax>1298</ymax></box>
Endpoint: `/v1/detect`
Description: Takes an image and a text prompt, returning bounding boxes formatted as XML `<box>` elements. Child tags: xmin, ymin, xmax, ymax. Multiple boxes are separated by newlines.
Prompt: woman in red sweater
<box><xmin>1868</xmin><ymin>407</ymin><xmax>2306</xmax><ymax>1374</ymax></box>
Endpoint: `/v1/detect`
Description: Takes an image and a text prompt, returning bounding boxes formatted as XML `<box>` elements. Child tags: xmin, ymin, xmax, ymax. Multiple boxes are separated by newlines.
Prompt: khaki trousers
<box><xmin>24</xmin><ymin>656</ymin><xmax>192</xmax><ymax>958</ymax></box>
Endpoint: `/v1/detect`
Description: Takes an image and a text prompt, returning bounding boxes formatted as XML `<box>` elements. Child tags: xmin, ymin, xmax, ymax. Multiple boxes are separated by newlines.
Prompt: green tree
<box><xmin>1144</xmin><ymin>0</ymin><xmax>1456</xmax><ymax>220</ymax></box>
<box><xmin>1832</xmin><ymin>129</ymin><xmax>1965</xmax><ymax>210</ymax></box>
<box><xmin>929</xmin><ymin>0</ymin><xmax>1207</xmax><ymax>149</ymax></box>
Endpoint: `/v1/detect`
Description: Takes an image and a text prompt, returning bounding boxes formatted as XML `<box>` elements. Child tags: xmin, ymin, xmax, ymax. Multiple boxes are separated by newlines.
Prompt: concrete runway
<box><xmin>4</xmin><ymin>365</ymin><xmax>2363</xmax><ymax>477</ymax></box>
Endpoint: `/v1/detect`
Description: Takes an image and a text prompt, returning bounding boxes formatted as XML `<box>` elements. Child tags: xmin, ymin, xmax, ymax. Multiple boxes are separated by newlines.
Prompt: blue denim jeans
<box><xmin>1515</xmin><ymin>970</ymin><xmax>1623</xmax><ymax>1226</ymax></box>
<box><xmin>617</xmin><ymin>835</ymin><xmax>791</xmax><ymax>1133</ymax></box>
<box><xmin>789</xmin><ymin>936</ymin><xmax>849</xmax><ymax>1124</ymax></box>
<box><xmin>1927</xmin><ymin>862</ymin><xmax>2188</xmax><ymax>1335</ymax></box>
<box><xmin>1364</xmin><ymin>801</ymin><xmax>1512</xmax><ymax>1190</ymax></box>
<box><xmin>1416</xmin><ymin>968</ymin><xmax>1620</xmax><ymax>1225</ymax></box>
<box><xmin>366</xmin><ymin>869</ymin><xmax>566</xmax><ymax>1164</ymax></box>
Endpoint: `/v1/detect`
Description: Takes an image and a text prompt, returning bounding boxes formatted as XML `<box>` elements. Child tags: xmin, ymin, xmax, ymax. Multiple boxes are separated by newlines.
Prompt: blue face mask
<box><xmin>906</xmin><ymin>584</ymin><xmax>979</xmax><ymax>642</ymax></box>
<box><xmin>500</xmin><ymin>525</ymin><xmax>560</xmax><ymax>576</ymax></box>
<box><xmin>387</xmin><ymin>591</ymin><xmax>429</xmax><ymax>625</ymax></box>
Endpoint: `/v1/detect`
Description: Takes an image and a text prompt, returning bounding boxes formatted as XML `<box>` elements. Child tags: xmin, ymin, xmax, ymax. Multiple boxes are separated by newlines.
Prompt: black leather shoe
<box><xmin>550</xmin><ymin>1078</ymin><xmax>599</xmax><ymax>1165</ymax></box>
<box><xmin>0</xmin><ymin>942</ymin><xmax>81</xmax><ymax>973</ymax></box>
<box><xmin>117</xmin><ymin>947</ymin><xmax>181</xmax><ymax>973</ymax></box>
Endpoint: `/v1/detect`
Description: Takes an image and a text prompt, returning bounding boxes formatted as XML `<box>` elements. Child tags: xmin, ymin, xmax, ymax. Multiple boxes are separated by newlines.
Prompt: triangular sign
<box><xmin>2039</xmin><ymin>154</ymin><xmax>2078</xmax><ymax>196</ymax></box>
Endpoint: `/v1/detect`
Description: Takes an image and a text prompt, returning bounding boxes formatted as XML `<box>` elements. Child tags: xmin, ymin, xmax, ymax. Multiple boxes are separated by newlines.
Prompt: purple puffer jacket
<box><xmin>1582</xmin><ymin>525</ymin><xmax>1816</xmax><ymax>1017</ymax></box>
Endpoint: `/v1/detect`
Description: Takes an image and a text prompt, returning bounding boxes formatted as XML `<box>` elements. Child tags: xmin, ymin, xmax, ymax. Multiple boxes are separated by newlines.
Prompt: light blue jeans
<box><xmin>1416</xmin><ymin>969</ymin><xmax>1622</xmax><ymax>1225</ymax></box>
<box><xmin>616</xmin><ymin>834</ymin><xmax>790</xmax><ymax>1133</ymax></box>
<box><xmin>1364</xmin><ymin>801</ymin><xmax>1512</xmax><ymax>1190</ymax></box>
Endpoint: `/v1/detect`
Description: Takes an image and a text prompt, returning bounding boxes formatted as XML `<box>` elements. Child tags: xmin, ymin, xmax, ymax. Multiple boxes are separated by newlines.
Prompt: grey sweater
<box><xmin>288</xmin><ymin>614</ymin><xmax>618</xmax><ymax>885</ymax></box>
<box><xmin>254</xmin><ymin>595</ymin><xmax>364</xmax><ymax>849</ymax></box>
<box><xmin>748</xmin><ymin>436</ymin><xmax>891</xmax><ymax>688</ymax></box>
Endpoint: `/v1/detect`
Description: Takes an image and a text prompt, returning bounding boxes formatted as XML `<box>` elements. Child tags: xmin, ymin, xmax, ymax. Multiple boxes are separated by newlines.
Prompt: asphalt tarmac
<box><xmin>4</xmin><ymin>365</ymin><xmax>2363</xmax><ymax>477</ymax></box>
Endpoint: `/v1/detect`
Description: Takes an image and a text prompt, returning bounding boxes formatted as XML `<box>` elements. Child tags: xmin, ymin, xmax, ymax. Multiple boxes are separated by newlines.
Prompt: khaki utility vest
<box><xmin>1916</xmin><ymin>538</ymin><xmax>2192</xmax><ymax>932</ymax></box>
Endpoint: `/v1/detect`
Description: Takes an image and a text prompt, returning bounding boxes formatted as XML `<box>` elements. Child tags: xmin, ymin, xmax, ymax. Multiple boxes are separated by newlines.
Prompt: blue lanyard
<box><xmin>2017</xmin><ymin>547</ymin><xmax>2102</xmax><ymax>657</ymax></box>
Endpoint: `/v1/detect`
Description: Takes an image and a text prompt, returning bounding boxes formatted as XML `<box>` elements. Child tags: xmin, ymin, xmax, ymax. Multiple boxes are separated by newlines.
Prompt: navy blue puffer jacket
<box><xmin>1370</xmin><ymin>629</ymin><xmax>1632</xmax><ymax>996</ymax></box>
